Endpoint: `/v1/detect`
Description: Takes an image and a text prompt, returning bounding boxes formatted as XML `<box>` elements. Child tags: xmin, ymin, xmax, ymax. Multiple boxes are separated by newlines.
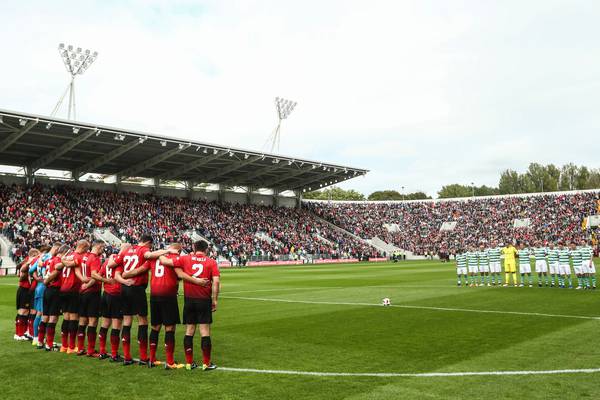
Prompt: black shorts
<box><xmin>79</xmin><ymin>292</ymin><xmax>101</xmax><ymax>318</ymax></box>
<box><xmin>121</xmin><ymin>285</ymin><xmax>148</xmax><ymax>317</ymax></box>
<box><xmin>60</xmin><ymin>291</ymin><xmax>79</xmax><ymax>314</ymax></box>
<box><xmin>43</xmin><ymin>287</ymin><xmax>61</xmax><ymax>317</ymax></box>
<box><xmin>16</xmin><ymin>287</ymin><xmax>30</xmax><ymax>310</ymax></box>
<box><xmin>29</xmin><ymin>290</ymin><xmax>36</xmax><ymax>309</ymax></box>
<box><xmin>150</xmin><ymin>296</ymin><xmax>180</xmax><ymax>326</ymax></box>
<box><xmin>183</xmin><ymin>298</ymin><xmax>212</xmax><ymax>325</ymax></box>
<box><xmin>101</xmin><ymin>293</ymin><xmax>123</xmax><ymax>320</ymax></box>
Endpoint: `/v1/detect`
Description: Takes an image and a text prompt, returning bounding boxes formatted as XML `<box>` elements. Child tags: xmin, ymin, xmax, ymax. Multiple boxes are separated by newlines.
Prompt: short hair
<box><xmin>193</xmin><ymin>240</ymin><xmax>209</xmax><ymax>252</ymax></box>
<box><xmin>77</xmin><ymin>240</ymin><xmax>90</xmax><ymax>249</ymax></box>
<box><xmin>92</xmin><ymin>241</ymin><xmax>105</xmax><ymax>248</ymax></box>
<box><xmin>57</xmin><ymin>244</ymin><xmax>70</xmax><ymax>255</ymax></box>
<box><xmin>39</xmin><ymin>245</ymin><xmax>51</xmax><ymax>253</ymax></box>
<box><xmin>140</xmin><ymin>234</ymin><xmax>153</xmax><ymax>244</ymax></box>
<box><xmin>28</xmin><ymin>249</ymin><xmax>40</xmax><ymax>257</ymax></box>
<box><xmin>169</xmin><ymin>243</ymin><xmax>182</xmax><ymax>251</ymax></box>
<box><xmin>53</xmin><ymin>242</ymin><xmax>62</xmax><ymax>248</ymax></box>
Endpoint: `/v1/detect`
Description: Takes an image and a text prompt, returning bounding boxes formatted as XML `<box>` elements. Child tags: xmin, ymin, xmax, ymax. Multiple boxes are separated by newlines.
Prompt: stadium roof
<box><xmin>0</xmin><ymin>108</ymin><xmax>368</xmax><ymax>192</ymax></box>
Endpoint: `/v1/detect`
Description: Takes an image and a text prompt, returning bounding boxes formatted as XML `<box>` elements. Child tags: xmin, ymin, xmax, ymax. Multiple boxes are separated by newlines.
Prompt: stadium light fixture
<box><xmin>19</xmin><ymin>118</ymin><xmax>27</xmax><ymax>126</ymax></box>
<box><xmin>51</xmin><ymin>43</ymin><xmax>99</xmax><ymax>120</ymax></box>
<box><xmin>72</xmin><ymin>126</ymin><xmax>80</xmax><ymax>134</ymax></box>
<box><xmin>263</xmin><ymin>97</ymin><xmax>298</xmax><ymax>153</ymax></box>
<box><xmin>203</xmin><ymin>147</ymin><xmax>208</xmax><ymax>154</ymax></box>
<box><xmin>46</xmin><ymin>122</ymin><xmax>52</xmax><ymax>130</ymax></box>
<box><xmin>160</xmin><ymin>140</ymin><xmax>167</xmax><ymax>147</ymax></box>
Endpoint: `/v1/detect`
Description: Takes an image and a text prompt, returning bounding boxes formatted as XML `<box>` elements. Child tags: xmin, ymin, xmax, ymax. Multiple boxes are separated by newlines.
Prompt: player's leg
<box><xmin>149</xmin><ymin>297</ymin><xmax>161</xmax><ymax>366</ymax></box>
<box><xmin>46</xmin><ymin>315</ymin><xmax>59</xmax><ymax>351</ymax></box>
<box><xmin>121</xmin><ymin>314</ymin><xmax>133</xmax><ymax>364</ymax></box>
<box><xmin>60</xmin><ymin>297</ymin><xmax>70</xmax><ymax>352</ymax></box>
<box><xmin>68</xmin><ymin>295</ymin><xmax>80</xmax><ymax>353</ymax></box>
<box><xmin>77</xmin><ymin>314</ymin><xmax>89</xmax><ymax>355</ymax></box>
<box><xmin>163</xmin><ymin>296</ymin><xmax>181</xmax><ymax>369</ymax></box>
<box><xmin>98</xmin><ymin>316</ymin><xmax>110</xmax><ymax>358</ymax></box>
<box><xmin>15</xmin><ymin>287</ymin><xmax>30</xmax><ymax>340</ymax></box>
<box><xmin>86</xmin><ymin>292</ymin><xmax>101</xmax><ymax>356</ymax></box>
<box><xmin>135</xmin><ymin>287</ymin><xmax>149</xmax><ymax>364</ymax></box>
<box><xmin>184</xmin><ymin>323</ymin><xmax>197</xmax><ymax>369</ymax></box>
<box><xmin>110</xmin><ymin>317</ymin><xmax>123</xmax><ymax>361</ymax></box>
<box><xmin>456</xmin><ymin>269</ymin><xmax>461</xmax><ymax>286</ymax></box>
<box><xmin>164</xmin><ymin>325</ymin><xmax>177</xmax><ymax>368</ymax></box>
<box><xmin>590</xmin><ymin>262</ymin><xmax>597</xmax><ymax>289</ymax></box>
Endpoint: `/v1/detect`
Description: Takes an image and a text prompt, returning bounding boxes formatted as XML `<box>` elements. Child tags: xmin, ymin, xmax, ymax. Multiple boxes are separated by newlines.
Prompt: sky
<box><xmin>1</xmin><ymin>0</ymin><xmax>599</xmax><ymax>197</ymax></box>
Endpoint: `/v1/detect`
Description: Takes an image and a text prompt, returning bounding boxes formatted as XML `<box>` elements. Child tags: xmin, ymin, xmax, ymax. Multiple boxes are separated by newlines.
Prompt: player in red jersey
<box><xmin>160</xmin><ymin>240</ymin><xmax>220</xmax><ymax>371</ymax></box>
<box><xmin>26</xmin><ymin>251</ymin><xmax>42</xmax><ymax>340</ymax></box>
<box><xmin>41</xmin><ymin>244</ymin><xmax>70</xmax><ymax>351</ymax></box>
<box><xmin>75</xmin><ymin>241</ymin><xmax>105</xmax><ymax>356</ymax></box>
<box><xmin>108</xmin><ymin>234</ymin><xmax>168</xmax><ymax>365</ymax></box>
<box><xmin>34</xmin><ymin>243</ymin><xmax>60</xmax><ymax>350</ymax></box>
<box><xmin>15</xmin><ymin>249</ymin><xmax>39</xmax><ymax>340</ymax></box>
<box><xmin>59</xmin><ymin>240</ymin><xmax>90</xmax><ymax>353</ymax></box>
<box><xmin>93</xmin><ymin>244</ymin><xmax>132</xmax><ymax>362</ymax></box>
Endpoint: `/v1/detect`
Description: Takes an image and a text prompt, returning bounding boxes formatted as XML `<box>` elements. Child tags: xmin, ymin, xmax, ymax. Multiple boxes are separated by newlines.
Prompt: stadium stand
<box><xmin>306</xmin><ymin>190</ymin><xmax>600</xmax><ymax>257</ymax></box>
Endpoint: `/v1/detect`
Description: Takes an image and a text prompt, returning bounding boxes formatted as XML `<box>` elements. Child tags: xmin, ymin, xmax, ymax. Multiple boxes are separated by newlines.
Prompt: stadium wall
<box><xmin>0</xmin><ymin>174</ymin><xmax>296</xmax><ymax>207</ymax></box>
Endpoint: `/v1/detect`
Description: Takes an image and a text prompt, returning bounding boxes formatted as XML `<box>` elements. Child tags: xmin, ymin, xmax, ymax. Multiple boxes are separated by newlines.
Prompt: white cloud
<box><xmin>1</xmin><ymin>0</ymin><xmax>599</xmax><ymax>197</ymax></box>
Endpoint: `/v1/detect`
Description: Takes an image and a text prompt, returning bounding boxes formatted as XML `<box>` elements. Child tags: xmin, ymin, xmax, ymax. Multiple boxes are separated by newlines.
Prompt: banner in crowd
<box><xmin>440</xmin><ymin>221</ymin><xmax>457</xmax><ymax>231</ymax></box>
<box><xmin>219</xmin><ymin>257</ymin><xmax>389</xmax><ymax>268</ymax></box>
<box><xmin>513</xmin><ymin>218</ymin><xmax>531</xmax><ymax>228</ymax></box>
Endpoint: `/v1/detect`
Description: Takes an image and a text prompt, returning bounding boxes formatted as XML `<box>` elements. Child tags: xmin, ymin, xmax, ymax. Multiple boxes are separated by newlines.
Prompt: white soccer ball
<box><xmin>382</xmin><ymin>298</ymin><xmax>391</xmax><ymax>306</ymax></box>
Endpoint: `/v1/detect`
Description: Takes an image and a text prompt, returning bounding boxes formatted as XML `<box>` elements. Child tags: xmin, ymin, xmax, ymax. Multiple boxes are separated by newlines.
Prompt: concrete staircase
<box><xmin>93</xmin><ymin>228</ymin><xmax>123</xmax><ymax>246</ymax></box>
<box><xmin>310</xmin><ymin>214</ymin><xmax>390</xmax><ymax>255</ymax></box>
<box><xmin>0</xmin><ymin>234</ymin><xmax>17</xmax><ymax>275</ymax></box>
<box><xmin>255</xmin><ymin>232</ymin><xmax>284</xmax><ymax>247</ymax></box>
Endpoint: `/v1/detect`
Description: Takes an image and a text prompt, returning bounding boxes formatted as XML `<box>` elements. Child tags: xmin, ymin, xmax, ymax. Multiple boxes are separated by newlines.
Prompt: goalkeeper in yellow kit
<box><xmin>502</xmin><ymin>242</ymin><xmax>519</xmax><ymax>286</ymax></box>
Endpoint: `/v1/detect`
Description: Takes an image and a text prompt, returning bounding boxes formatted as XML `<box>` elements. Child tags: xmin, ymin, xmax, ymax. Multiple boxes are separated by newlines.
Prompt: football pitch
<box><xmin>2</xmin><ymin>259</ymin><xmax>600</xmax><ymax>400</ymax></box>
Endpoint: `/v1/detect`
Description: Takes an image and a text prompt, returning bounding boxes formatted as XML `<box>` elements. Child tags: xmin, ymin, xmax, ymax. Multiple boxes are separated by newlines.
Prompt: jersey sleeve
<box><xmin>172</xmin><ymin>256</ymin><xmax>184</xmax><ymax>269</ymax></box>
<box><xmin>211</xmin><ymin>260</ymin><xmax>220</xmax><ymax>277</ymax></box>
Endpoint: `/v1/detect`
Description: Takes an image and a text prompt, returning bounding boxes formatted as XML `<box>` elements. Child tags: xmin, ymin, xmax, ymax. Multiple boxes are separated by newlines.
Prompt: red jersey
<box><xmin>29</xmin><ymin>256</ymin><xmax>40</xmax><ymax>291</ymax></box>
<box><xmin>60</xmin><ymin>251</ymin><xmax>84</xmax><ymax>293</ymax></box>
<box><xmin>114</xmin><ymin>245</ymin><xmax>151</xmax><ymax>286</ymax></box>
<box><xmin>80</xmin><ymin>252</ymin><xmax>102</xmax><ymax>294</ymax></box>
<box><xmin>149</xmin><ymin>254</ymin><xmax>179</xmax><ymax>297</ymax></box>
<box><xmin>18</xmin><ymin>256</ymin><xmax>32</xmax><ymax>289</ymax></box>
<box><xmin>99</xmin><ymin>259</ymin><xmax>121</xmax><ymax>296</ymax></box>
<box><xmin>44</xmin><ymin>256</ymin><xmax>63</xmax><ymax>289</ymax></box>
<box><xmin>173</xmin><ymin>252</ymin><xmax>219</xmax><ymax>299</ymax></box>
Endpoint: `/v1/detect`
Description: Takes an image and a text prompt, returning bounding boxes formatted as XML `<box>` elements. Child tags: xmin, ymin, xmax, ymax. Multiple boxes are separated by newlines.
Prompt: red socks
<box><xmin>110</xmin><ymin>329</ymin><xmax>120</xmax><ymax>358</ymax></box>
<box><xmin>37</xmin><ymin>321</ymin><xmax>46</xmax><ymax>344</ymax></box>
<box><xmin>87</xmin><ymin>326</ymin><xmax>97</xmax><ymax>355</ymax></box>
<box><xmin>184</xmin><ymin>335</ymin><xmax>194</xmax><ymax>364</ymax></box>
<box><xmin>201</xmin><ymin>336</ymin><xmax>212</xmax><ymax>366</ymax></box>
<box><xmin>122</xmin><ymin>326</ymin><xmax>131</xmax><ymax>360</ymax></box>
<box><xmin>98</xmin><ymin>327</ymin><xmax>108</xmax><ymax>355</ymax></box>
<box><xmin>165</xmin><ymin>331</ymin><xmax>175</xmax><ymax>366</ymax></box>
<box><xmin>47</xmin><ymin>323</ymin><xmax>56</xmax><ymax>348</ymax></box>
<box><xmin>149</xmin><ymin>329</ymin><xmax>159</xmax><ymax>363</ymax></box>
<box><xmin>137</xmin><ymin>325</ymin><xmax>148</xmax><ymax>362</ymax></box>
<box><xmin>77</xmin><ymin>325</ymin><xmax>86</xmax><ymax>351</ymax></box>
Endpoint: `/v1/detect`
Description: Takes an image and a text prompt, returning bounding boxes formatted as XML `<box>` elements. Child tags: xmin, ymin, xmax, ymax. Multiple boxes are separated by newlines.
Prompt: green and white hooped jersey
<box><xmin>487</xmin><ymin>247</ymin><xmax>502</xmax><ymax>262</ymax></box>
<box><xmin>456</xmin><ymin>253</ymin><xmax>467</xmax><ymax>269</ymax></box>
<box><xmin>558</xmin><ymin>249</ymin><xmax>570</xmax><ymax>264</ymax></box>
<box><xmin>478</xmin><ymin>251</ymin><xmax>489</xmax><ymax>265</ymax></box>
<box><xmin>517</xmin><ymin>248</ymin><xmax>531</xmax><ymax>265</ymax></box>
<box><xmin>547</xmin><ymin>249</ymin><xmax>559</xmax><ymax>264</ymax></box>
<box><xmin>571</xmin><ymin>249</ymin><xmax>583</xmax><ymax>268</ymax></box>
<box><xmin>580</xmin><ymin>246</ymin><xmax>593</xmax><ymax>262</ymax></box>
<box><xmin>533</xmin><ymin>247</ymin><xmax>547</xmax><ymax>261</ymax></box>
<box><xmin>466</xmin><ymin>251</ymin><xmax>479</xmax><ymax>266</ymax></box>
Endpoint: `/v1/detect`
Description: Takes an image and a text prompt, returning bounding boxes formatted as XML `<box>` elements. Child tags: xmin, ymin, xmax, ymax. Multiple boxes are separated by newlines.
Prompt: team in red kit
<box><xmin>14</xmin><ymin>236</ymin><xmax>221</xmax><ymax>371</ymax></box>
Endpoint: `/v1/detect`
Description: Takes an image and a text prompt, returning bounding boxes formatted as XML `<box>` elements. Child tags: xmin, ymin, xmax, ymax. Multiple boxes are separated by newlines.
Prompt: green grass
<box><xmin>2</xmin><ymin>260</ymin><xmax>600</xmax><ymax>399</ymax></box>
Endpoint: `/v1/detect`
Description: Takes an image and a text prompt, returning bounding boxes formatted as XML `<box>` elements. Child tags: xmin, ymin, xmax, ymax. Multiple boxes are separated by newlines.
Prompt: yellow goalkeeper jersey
<box><xmin>502</xmin><ymin>245</ymin><xmax>517</xmax><ymax>263</ymax></box>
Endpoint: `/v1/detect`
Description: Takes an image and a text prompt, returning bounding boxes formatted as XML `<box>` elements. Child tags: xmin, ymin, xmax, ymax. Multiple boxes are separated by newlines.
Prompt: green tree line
<box><xmin>302</xmin><ymin>163</ymin><xmax>600</xmax><ymax>201</ymax></box>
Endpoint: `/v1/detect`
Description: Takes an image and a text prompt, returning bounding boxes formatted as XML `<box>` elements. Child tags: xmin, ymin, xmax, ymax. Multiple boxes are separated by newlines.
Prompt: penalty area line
<box><xmin>219</xmin><ymin>366</ymin><xmax>600</xmax><ymax>378</ymax></box>
<box><xmin>221</xmin><ymin>295</ymin><xmax>600</xmax><ymax>321</ymax></box>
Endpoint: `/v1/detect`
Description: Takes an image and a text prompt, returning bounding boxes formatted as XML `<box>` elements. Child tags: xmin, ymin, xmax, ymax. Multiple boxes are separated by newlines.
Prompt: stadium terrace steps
<box><xmin>93</xmin><ymin>228</ymin><xmax>123</xmax><ymax>246</ymax></box>
<box><xmin>314</xmin><ymin>233</ymin><xmax>334</xmax><ymax>246</ymax></box>
<box><xmin>0</xmin><ymin>234</ymin><xmax>16</xmax><ymax>273</ymax></box>
<box><xmin>255</xmin><ymin>232</ymin><xmax>284</xmax><ymax>247</ymax></box>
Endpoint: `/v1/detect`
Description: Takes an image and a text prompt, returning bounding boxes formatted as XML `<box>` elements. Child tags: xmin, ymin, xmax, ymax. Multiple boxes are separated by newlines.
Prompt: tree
<box><xmin>438</xmin><ymin>184</ymin><xmax>473</xmax><ymax>199</ymax></box>
<box><xmin>526</xmin><ymin>163</ymin><xmax>548</xmax><ymax>192</ymax></box>
<box><xmin>576</xmin><ymin>166</ymin><xmax>590</xmax><ymax>189</ymax></box>
<box><xmin>587</xmin><ymin>168</ymin><xmax>600</xmax><ymax>189</ymax></box>
<box><xmin>498</xmin><ymin>169</ymin><xmax>520</xmax><ymax>194</ymax></box>
<box><xmin>367</xmin><ymin>190</ymin><xmax>432</xmax><ymax>201</ymax></box>
<box><xmin>545</xmin><ymin>164</ymin><xmax>560</xmax><ymax>192</ymax></box>
<box><xmin>303</xmin><ymin>186</ymin><xmax>365</xmax><ymax>201</ymax></box>
<box><xmin>559</xmin><ymin>163</ymin><xmax>578</xmax><ymax>191</ymax></box>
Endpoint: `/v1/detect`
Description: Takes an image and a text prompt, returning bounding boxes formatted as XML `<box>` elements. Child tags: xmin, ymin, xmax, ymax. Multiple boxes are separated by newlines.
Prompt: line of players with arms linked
<box><xmin>454</xmin><ymin>239</ymin><xmax>597</xmax><ymax>289</ymax></box>
<box><xmin>14</xmin><ymin>235</ymin><xmax>221</xmax><ymax>371</ymax></box>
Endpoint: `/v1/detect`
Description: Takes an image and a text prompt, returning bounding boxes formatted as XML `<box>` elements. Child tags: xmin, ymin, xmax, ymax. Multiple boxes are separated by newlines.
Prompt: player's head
<box><xmin>168</xmin><ymin>242</ymin><xmax>182</xmax><ymax>253</ymax></box>
<box><xmin>39</xmin><ymin>245</ymin><xmax>51</xmax><ymax>254</ymax></box>
<box><xmin>193</xmin><ymin>240</ymin><xmax>209</xmax><ymax>253</ymax></box>
<box><xmin>580</xmin><ymin>239</ymin><xmax>587</xmax><ymax>246</ymax></box>
<box><xmin>91</xmin><ymin>241</ymin><xmax>105</xmax><ymax>253</ymax></box>
<box><xmin>517</xmin><ymin>241</ymin><xmax>524</xmax><ymax>249</ymax></box>
<box><xmin>491</xmin><ymin>240</ymin><xmax>497</xmax><ymax>247</ymax></box>
<box><xmin>76</xmin><ymin>240</ymin><xmax>90</xmax><ymax>252</ymax></box>
<box><xmin>56</xmin><ymin>244</ymin><xmax>70</xmax><ymax>256</ymax></box>
<box><xmin>479</xmin><ymin>244</ymin><xmax>484</xmax><ymax>250</ymax></box>
<box><xmin>548</xmin><ymin>242</ymin><xmax>554</xmax><ymax>249</ymax></box>
<box><xmin>570</xmin><ymin>242</ymin><xmax>577</xmax><ymax>249</ymax></box>
<box><xmin>139</xmin><ymin>234</ymin><xmax>153</xmax><ymax>247</ymax></box>
<box><xmin>28</xmin><ymin>248</ymin><xmax>39</xmax><ymax>258</ymax></box>
<box><xmin>119</xmin><ymin>242</ymin><xmax>132</xmax><ymax>252</ymax></box>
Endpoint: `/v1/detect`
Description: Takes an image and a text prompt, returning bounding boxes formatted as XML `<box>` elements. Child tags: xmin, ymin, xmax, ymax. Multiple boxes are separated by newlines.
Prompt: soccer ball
<box><xmin>382</xmin><ymin>298</ymin><xmax>391</xmax><ymax>306</ymax></box>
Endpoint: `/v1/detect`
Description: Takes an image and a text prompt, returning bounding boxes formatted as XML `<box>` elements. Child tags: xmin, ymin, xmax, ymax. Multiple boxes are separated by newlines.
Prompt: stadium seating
<box><xmin>306</xmin><ymin>192</ymin><xmax>600</xmax><ymax>256</ymax></box>
<box><xmin>0</xmin><ymin>184</ymin><xmax>378</xmax><ymax>263</ymax></box>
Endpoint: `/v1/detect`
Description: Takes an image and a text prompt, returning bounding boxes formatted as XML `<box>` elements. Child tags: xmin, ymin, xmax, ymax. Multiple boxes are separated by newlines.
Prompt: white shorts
<box><xmin>535</xmin><ymin>260</ymin><xmax>548</xmax><ymax>273</ymax></box>
<box><xmin>479</xmin><ymin>264</ymin><xmax>490</xmax><ymax>273</ymax></box>
<box><xmin>457</xmin><ymin>267</ymin><xmax>467</xmax><ymax>275</ymax></box>
<box><xmin>519</xmin><ymin>263</ymin><xmax>531</xmax><ymax>274</ymax></box>
<box><xmin>489</xmin><ymin>261</ymin><xmax>501</xmax><ymax>273</ymax></box>
<box><xmin>573</xmin><ymin>265</ymin><xmax>584</xmax><ymax>275</ymax></box>
<box><xmin>559</xmin><ymin>263</ymin><xmax>571</xmax><ymax>275</ymax></box>
<box><xmin>548</xmin><ymin>262</ymin><xmax>559</xmax><ymax>274</ymax></box>
<box><xmin>589</xmin><ymin>261</ymin><xmax>596</xmax><ymax>274</ymax></box>
<box><xmin>468</xmin><ymin>265</ymin><xmax>479</xmax><ymax>274</ymax></box>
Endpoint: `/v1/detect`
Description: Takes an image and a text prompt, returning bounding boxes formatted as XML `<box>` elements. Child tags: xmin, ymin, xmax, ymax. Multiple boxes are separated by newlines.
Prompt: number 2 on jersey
<box><xmin>191</xmin><ymin>263</ymin><xmax>204</xmax><ymax>278</ymax></box>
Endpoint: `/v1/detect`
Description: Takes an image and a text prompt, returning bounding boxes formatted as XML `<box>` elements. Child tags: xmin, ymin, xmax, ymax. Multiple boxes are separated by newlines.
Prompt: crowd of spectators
<box><xmin>0</xmin><ymin>183</ymin><xmax>379</xmax><ymax>264</ymax></box>
<box><xmin>306</xmin><ymin>192</ymin><xmax>600</xmax><ymax>256</ymax></box>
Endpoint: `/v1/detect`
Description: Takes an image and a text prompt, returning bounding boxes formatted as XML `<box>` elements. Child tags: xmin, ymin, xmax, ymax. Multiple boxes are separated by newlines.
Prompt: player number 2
<box><xmin>191</xmin><ymin>263</ymin><xmax>204</xmax><ymax>278</ymax></box>
<box><xmin>155</xmin><ymin>260</ymin><xmax>164</xmax><ymax>278</ymax></box>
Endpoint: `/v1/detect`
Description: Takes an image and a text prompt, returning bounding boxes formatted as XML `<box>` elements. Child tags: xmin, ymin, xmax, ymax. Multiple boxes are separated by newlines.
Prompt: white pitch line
<box><xmin>224</xmin><ymin>287</ymin><xmax>343</xmax><ymax>295</ymax></box>
<box><xmin>222</xmin><ymin>296</ymin><xmax>600</xmax><ymax>321</ymax></box>
<box><xmin>219</xmin><ymin>366</ymin><xmax>600</xmax><ymax>377</ymax></box>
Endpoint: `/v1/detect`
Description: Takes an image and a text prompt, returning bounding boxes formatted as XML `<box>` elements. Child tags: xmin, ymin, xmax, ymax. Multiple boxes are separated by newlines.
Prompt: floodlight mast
<box><xmin>51</xmin><ymin>43</ymin><xmax>98</xmax><ymax>120</ymax></box>
<box><xmin>264</xmin><ymin>97</ymin><xmax>297</xmax><ymax>153</ymax></box>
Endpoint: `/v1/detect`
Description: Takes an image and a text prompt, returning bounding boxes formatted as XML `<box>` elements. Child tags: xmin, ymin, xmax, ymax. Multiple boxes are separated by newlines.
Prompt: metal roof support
<box><xmin>117</xmin><ymin>144</ymin><xmax>190</xmax><ymax>178</ymax></box>
<box><xmin>0</xmin><ymin>119</ymin><xmax>38</xmax><ymax>152</ymax></box>
<box><xmin>156</xmin><ymin>152</ymin><xmax>224</xmax><ymax>181</ymax></box>
<box><xmin>200</xmin><ymin>155</ymin><xmax>262</xmax><ymax>183</ymax></box>
<box><xmin>153</xmin><ymin>178</ymin><xmax>160</xmax><ymax>193</ymax></box>
<box><xmin>72</xmin><ymin>138</ymin><xmax>141</xmax><ymax>179</ymax></box>
<box><xmin>24</xmin><ymin>165</ymin><xmax>34</xmax><ymax>186</ymax></box>
<box><xmin>246</xmin><ymin>186</ymin><xmax>254</xmax><ymax>205</ymax></box>
<box><xmin>260</xmin><ymin>166</ymin><xmax>313</xmax><ymax>189</ymax></box>
<box><xmin>29</xmin><ymin>129</ymin><xmax>96</xmax><ymax>172</ymax></box>
<box><xmin>224</xmin><ymin>163</ymin><xmax>282</xmax><ymax>186</ymax></box>
<box><xmin>273</xmin><ymin>188</ymin><xmax>280</xmax><ymax>208</ymax></box>
<box><xmin>185</xmin><ymin>180</ymin><xmax>194</xmax><ymax>199</ymax></box>
<box><xmin>217</xmin><ymin>184</ymin><xmax>224</xmax><ymax>204</ymax></box>
<box><xmin>296</xmin><ymin>190</ymin><xmax>303</xmax><ymax>209</ymax></box>
<box><xmin>288</xmin><ymin>171</ymin><xmax>341</xmax><ymax>191</ymax></box>
<box><xmin>115</xmin><ymin>175</ymin><xmax>123</xmax><ymax>193</ymax></box>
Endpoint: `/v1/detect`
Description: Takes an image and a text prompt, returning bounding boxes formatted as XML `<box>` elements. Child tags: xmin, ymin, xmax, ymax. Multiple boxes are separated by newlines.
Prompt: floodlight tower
<box><xmin>51</xmin><ymin>43</ymin><xmax>98</xmax><ymax>120</ymax></box>
<box><xmin>265</xmin><ymin>97</ymin><xmax>297</xmax><ymax>153</ymax></box>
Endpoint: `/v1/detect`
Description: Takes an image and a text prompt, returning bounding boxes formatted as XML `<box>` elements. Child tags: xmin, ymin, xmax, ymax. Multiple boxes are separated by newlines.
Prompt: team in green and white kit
<box><xmin>454</xmin><ymin>240</ymin><xmax>596</xmax><ymax>289</ymax></box>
